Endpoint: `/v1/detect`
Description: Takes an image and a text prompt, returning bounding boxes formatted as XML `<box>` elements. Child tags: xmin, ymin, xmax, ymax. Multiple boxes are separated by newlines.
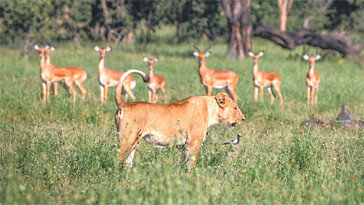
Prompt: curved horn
<box><xmin>203</xmin><ymin>41</ymin><xmax>212</xmax><ymax>53</ymax></box>
<box><xmin>193</xmin><ymin>39</ymin><xmax>201</xmax><ymax>53</ymax></box>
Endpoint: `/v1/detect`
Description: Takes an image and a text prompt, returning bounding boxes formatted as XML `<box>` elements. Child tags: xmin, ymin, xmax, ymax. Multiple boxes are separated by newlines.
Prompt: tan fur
<box><xmin>35</xmin><ymin>45</ymin><xmax>87</xmax><ymax>103</ymax></box>
<box><xmin>143</xmin><ymin>57</ymin><xmax>167</xmax><ymax>103</ymax></box>
<box><xmin>194</xmin><ymin>51</ymin><xmax>239</xmax><ymax>103</ymax></box>
<box><xmin>94</xmin><ymin>46</ymin><xmax>136</xmax><ymax>103</ymax></box>
<box><xmin>304</xmin><ymin>55</ymin><xmax>321</xmax><ymax>105</ymax></box>
<box><xmin>249</xmin><ymin>51</ymin><xmax>283</xmax><ymax>105</ymax></box>
<box><xmin>114</xmin><ymin>70</ymin><xmax>245</xmax><ymax>169</ymax></box>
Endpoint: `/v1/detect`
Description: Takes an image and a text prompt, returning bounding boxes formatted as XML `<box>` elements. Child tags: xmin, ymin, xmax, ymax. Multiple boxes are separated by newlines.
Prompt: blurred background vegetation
<box><xmin>0</xmin><ymin>0</ymin><xmax>362</xmax><ymax>51</ymax></box>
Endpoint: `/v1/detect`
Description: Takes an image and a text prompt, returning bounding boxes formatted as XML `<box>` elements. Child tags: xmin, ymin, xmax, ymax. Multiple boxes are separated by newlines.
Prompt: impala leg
<box><xmin>54</xmin><ymin>82</ymin><xmax>58</xmax><ymax>96</ymax></box>
<box><xmin>311</xmin><ymin>86</ymin><xmax>315</xmax><ymax>105</ymax></box>
<box><xmin>65</xmin><ymin>79</ymin><xmax>77</xmax><ymax>103</ymax></box>
<box><xmin>104</xmin><ymin>85</ymin><xmax>108</xmax><ymax>103</ymax></box>
<box><xmin>260</xmin><ymin>86</ymin><xmax>264</xmax><ymax>102</ymax></box>
<box><xmin>124</xmin><ymin>93</ymin><xmax>129</xmax><ymax>103</ymax></box>
<box><xmin>227</xmin><ymin>86</ymin><xmax>238</xmax><ymax>103</ymax></box>
<box><xmin>254</xmin><ymin>87</ymin><xmax>258</xmax><ymax>102</ymax></box>
<box><xmin>100</xmin><ymin>85</ymin><xmax>104</xmax><ymax>103</ymax></box>
<box><xmin>124</xmin><ymin>85</ymin><xmax>136</xmax><ymax>102</ymax></box>
<box><xmin>75</xmin><ymin>81</ymin><xmax>87</xmax><ymax>99</ymax></box>
<box><xmin>306</xmin><ymin>86</ymin><xmax>311</xmax><ymax>104</ymax></box>
<box><xmin>42</xmin><ymin>82</ymin><xmax>47</xmax><ymax>104</ymax></box>
<box><xmin>152</xmin><ymin>90</ymin><xmax>158</xmax><ymax>103</ymax></box>
<box><xmin>148</xmin><ymin>89</ymin><xmax>152</xmax><ymax>103</ymax></box>
<box><xmin>161</xmin><ymin>86</ymin><xmax>168</xmax><ymax>103</ymax></box>
<box><xmin>273</xmin><ymin>84</ymin><xmax>284</xmax><ymax>106</ymax></box>
<box><xmin>155</xmin><ymin>92</ymin><xmax>159</xmax><ymax>103</ymax></box>
<box><xmin>267</xmin><ymin>87</ymin><xmax>275</xmax><ymax>104</ymax></box>
<box><xmin>185</xmin><ymin>133</ymin><xmax>205</xmax><ymax>170</ymax></box>
<box><xmin>206</xmin><ymin>86</ymin><xmax>213</xmax><ymax>96</ymax></box>
<box><xmin>315</xmin><ymin>85</ymin><xmax>319</xmax><ymax>104</ymax></box>
<box><xmin>46</xmin><ymin>81</ymin><xmax>51</xmax><ymax>102</ymax></box>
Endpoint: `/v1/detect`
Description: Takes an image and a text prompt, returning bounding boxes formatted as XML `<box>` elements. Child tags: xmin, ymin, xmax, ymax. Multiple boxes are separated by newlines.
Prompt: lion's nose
<box><xmin>242</xmin><ymin>117</ymin><xmax>245</xmax><ymax>121</ymax></box>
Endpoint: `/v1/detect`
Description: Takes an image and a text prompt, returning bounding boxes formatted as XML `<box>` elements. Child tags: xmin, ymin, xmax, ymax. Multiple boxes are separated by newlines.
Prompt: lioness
<box><xmin>115</xmin><ymin>69</ymin><xmax>245</xmax><ymax>168</ymax></box>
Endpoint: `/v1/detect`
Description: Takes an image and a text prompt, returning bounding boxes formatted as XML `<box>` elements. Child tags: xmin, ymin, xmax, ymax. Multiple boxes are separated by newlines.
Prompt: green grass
<box><xmin>0</xmin><ymin>38</ymin><xmax>363</xmax><ymax>204</ymax></box>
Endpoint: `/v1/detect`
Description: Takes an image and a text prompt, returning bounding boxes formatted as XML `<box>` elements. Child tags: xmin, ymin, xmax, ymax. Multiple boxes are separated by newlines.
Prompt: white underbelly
<box><xmin>130</xmin><ymin>80</ymin><xmax>136</xmax><ymax>89</ymax></box>
<box><xmin>204</xmin><ymin>83</ymin><xmax>227</xmax><ymax>89</ymax></box>
<box><xmin>213</xmin><ymin>85</ymin><xmax>227</xmax><ymax>89</ymax></box>
<box><xmin>143</xmin><ymin>133</ymin><xmax>186</xmax><ymax>148</ymax></box>
<box><xmin>254</xmin><ymin>81</ymin><xmax>271</xmax><ymax>88</ymax></box>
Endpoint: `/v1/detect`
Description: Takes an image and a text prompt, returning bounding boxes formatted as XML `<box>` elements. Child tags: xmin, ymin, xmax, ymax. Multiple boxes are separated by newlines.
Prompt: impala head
<box><xmin>303</xmin><ymin>47</ymin><xmax>321</xmax><ymax>66</ymax></box>
<box><xmin>248</xmin><ymin>51</ymin><xmax>264</xmax><ymax>63</ymax></box>
<box><xmin>34</xmin><ymin>45</ymin><xmax>45</xmax><ymax>58</ymax></box>
<box><xmin>44</xmin><ymin>45</ymin><xmax>55</xmax><ymax>60</ymax></box>
<box><xmin>94</xmin><ymin>46</ymin><xmax>111</xmax><ymax>58</ymax></box>
<box><xmin>215</xmin><ymin>92</ymin><xmax>245</xmax><ymax>128</ymax></box>
<box><xmin>193</xmin><ymin>41</ymin><xmax>212</xmax><ymax>61</ymax></box>
<box><xmin>143</xmin><ymin>57</ymin><xmax>158</xmax><ymax>70</ymax></box>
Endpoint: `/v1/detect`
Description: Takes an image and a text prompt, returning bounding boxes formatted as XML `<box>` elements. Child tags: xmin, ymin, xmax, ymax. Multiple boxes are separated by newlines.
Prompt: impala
<box><xmin>248</xmin><ymin>51</ymin><xmax>283</xmax><ymax>105</ymax></box>
<box><xmin>44</xmin><ymin>46</ymin><xmax>58</xmax><ymax>96</ymax></box>
<box><xmin>143</xmin><ymin>57</ymin><xmax>167</xmax><ymax>103</ymax></box>
<box><xmin>42</xmin><ymin>46</ymin><xmax>87</xmax><ymax>103</ymax></box>
<box><xmin>303</xmin><ymin>49</ymin><xmax>321</xmax><ymax>105</ymax></box>
<box><xmin>193</xmin><ymin>42</ymin><xmax>239</xmax><ymax>103</ymax></box>
<box><xmin>94</xmin><ymin>46</ymin><xmax>136</xmax><ymax>103</ymax></box>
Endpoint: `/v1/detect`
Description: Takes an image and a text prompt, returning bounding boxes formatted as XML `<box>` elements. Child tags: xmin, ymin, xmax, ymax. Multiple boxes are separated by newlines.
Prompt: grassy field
<box><xmin>0</xmin><ymin>38</ymin><xmax>363</xmax><ymax>204</ymax></box>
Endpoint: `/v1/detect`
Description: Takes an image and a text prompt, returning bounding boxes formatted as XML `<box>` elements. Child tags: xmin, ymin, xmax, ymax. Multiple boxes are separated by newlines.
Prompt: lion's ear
<box><xmin>215</xmin><ymin>92</ymin><xmax>231</xmax><ymax>107</ymax></box>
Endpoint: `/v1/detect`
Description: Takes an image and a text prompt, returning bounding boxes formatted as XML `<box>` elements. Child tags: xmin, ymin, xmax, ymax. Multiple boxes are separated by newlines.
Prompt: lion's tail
<box><xmin>115</xmin><ymin>69</ymin><xmax>149</xmax><ymax>110</ymax></box>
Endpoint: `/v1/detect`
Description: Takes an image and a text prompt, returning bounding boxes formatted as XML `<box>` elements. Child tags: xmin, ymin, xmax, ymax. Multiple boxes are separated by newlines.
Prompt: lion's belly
<box><xmin>143</xmin><ymin>131</ymin><xmax>187</xmax><ymax>148</ymax></box>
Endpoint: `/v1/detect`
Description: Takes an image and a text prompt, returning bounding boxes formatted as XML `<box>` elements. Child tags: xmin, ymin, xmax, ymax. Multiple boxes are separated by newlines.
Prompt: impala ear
<box><xmin>143</xmin><ymin>57</ymin><xmax>149</xmax><ymax>62</ymax></box>
<box><xmin>248</xmin><ymin>52</ymin><xmax>254</xmax><ymax>57</ymax></box>
<box><xmin>215</xmin><ymin>92</ymin><xmax>231</xmax><ymax>108</ymax></box>
<box><xmin>34</xmin><ymin>45</ymin><xmax>40</xmax><ymax>50</ymax></box>
<box><xmin>205</xmin><ymin>52</ymin><xmax>211</xmax><ymax>57</ymax></box>
<box><xmin>94</xmin><ymin>46</ymin><xmax>100</xmax><ymax>52</ymax></box>
<box><xmin>303</xmin><ymin>55</ymin><xmax>310</xmax><ymax>61</ymax></box>
<box><xmin>258</xmin><ymin>51</ymin><xmax>264</xmax><ymax>57</ymax></box>
<box><xmin>314</xmin><ymin>55</ymin><xmax>321</xmax><ymax>60</ymax></box>
<box><xmin>50</xmin><ymin>47</ymin><xmax>55</xmax><ymax>52</ymax></box>
<box><xmin>153</xmin><ymin>58</ymin><xmax>159</xmax><ymax>62</ymax></box>
<box><xmin>193</xmin><ymin>51</ymin><xmax>199</xmax><ymax>57</ymax></box>
<box><xmin>105</xmin><ymin>47</ymin><xmax>111</xmax><ymax>52</ymax></box>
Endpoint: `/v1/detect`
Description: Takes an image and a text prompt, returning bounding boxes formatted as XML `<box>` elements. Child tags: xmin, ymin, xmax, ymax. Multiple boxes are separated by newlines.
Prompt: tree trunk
<box><xmin>278</xmin><ymin>0</ymin><xmax>293</xmax><ymax>31</ymax></box>
<box><xmin>123</xmin><ymin>29</ymin><xmax>134</xmax><ymax>45</ymax></box>
<box><xmin>221</xmin><ymin>0</ymin><xmax>252</xmax><ymax>58</ymax></box>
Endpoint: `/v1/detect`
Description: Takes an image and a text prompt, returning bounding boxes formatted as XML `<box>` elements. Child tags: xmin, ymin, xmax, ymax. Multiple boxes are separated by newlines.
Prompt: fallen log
<box><xmin>252</xmin><ymin>23</ymin><xmax>364</xmax><ymax>63</ymax></box>
<box><xmin>303</xmin><ymin>105</ymin><xmax>364</xmax><ymax>128</ymax></box>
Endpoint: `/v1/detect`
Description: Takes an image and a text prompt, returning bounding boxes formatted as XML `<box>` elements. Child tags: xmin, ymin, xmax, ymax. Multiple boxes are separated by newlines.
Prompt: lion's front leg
<box><xmin>185</xmin><ymin>132</ymin><xmax>206</xmax><ymax>169</ymax></box>
<box><xmin>118</xmin><ymin>127</ymin><xmax>142</xmax><ymax>167</ymax></box>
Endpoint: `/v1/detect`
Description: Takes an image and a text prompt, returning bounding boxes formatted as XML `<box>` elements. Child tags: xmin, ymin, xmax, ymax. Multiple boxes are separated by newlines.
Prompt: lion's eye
<box><xmin>234</xmin><ymin>107</ymin><xmax>238</xmax><ymax>110</ymax></box>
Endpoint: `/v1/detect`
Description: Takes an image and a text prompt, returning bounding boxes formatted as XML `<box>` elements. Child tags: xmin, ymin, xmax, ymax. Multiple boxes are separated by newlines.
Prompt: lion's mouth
<box><xmin>228</xmin><ymin>123</ymin><xmax>237</xmax><ymax>128</ymax></box>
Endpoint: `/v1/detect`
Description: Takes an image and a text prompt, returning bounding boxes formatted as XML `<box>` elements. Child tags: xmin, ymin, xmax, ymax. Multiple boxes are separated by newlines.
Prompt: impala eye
<box><xmin>234</xmin><ymin>107</ymin><xmax>238</xmax><ymax>110</ymax></box>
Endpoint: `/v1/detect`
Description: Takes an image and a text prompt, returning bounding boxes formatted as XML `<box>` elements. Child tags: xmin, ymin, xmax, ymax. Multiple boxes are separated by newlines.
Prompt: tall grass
<box><xmin>0</xmin><ymin>38</ymin><xmax>363</xmax><ymax>204</ymax></box>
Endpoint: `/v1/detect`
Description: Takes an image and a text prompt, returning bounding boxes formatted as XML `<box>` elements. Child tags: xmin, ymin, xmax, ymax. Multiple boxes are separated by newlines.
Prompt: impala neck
<box><xmin>148</xmin><ymin>67</ymin><xmax>154</xmax><ymax>78</ymax></box>
<box><xmin>45</xmin><ymin>55</ymin><xmax>51</xmax><ymax>65</ymax></box>
<box><xmin>98</xmin><ymin>57</ymin><xmax>105</xmax><ymax>72</ymax></box>
<box><xmin>308</xmin><ymin>63</ymin><xmax>315</xmax><ymax>77</ymax></box>
<box><xmin>40</xmin><ymin>55</ymin><xmax>46</xmax><ymax>72</ymax></box>
<box><xmin>198</xmin><ymin>58</ymin><xmax>209</xmax><ymax>77</ymax></box>
<box><xmin>253</xmin><ymin>61</ymin><xmax>259</xmax><ymax>76</ymax></box>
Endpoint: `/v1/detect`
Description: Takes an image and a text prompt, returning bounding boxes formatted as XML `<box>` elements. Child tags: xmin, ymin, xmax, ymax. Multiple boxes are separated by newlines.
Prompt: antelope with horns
<box><xmin>303</xmin><ymin>48</ymin><xmax>321</xmax><ymax>105</ymax></box>
<box><xmin>248</xmin><ymin>51</ymin><xmax>283</xmax><ymax>105</ymax></box>
<box><xmin>94</xmin><ymin>46</ymin><xmax>136</xmax><ymax>103</ymax></box>
<box><xmin>143</xmin><ymin>57</ymin><xmax>167</xmax><ymax>103</ymax></box>
<box><xmin>35</xmin><ymin>45</ymin><xmax>87</xmax><ymax>103</ymax></box>
<box><xmin>193</xmin><ymin>42</ymin><xmax>239</xmax><ymax>103</ymax></box>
